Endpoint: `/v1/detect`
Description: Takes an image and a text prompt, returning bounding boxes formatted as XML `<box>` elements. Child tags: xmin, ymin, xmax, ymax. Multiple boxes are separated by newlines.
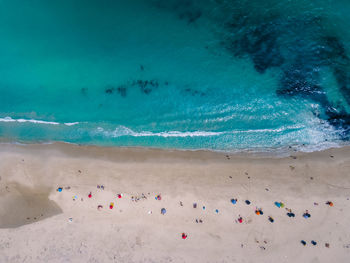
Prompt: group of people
<box><xmin>57</xmin><ymin>185</ymin><xmax>334</xmax><ymax>245</ymax></box>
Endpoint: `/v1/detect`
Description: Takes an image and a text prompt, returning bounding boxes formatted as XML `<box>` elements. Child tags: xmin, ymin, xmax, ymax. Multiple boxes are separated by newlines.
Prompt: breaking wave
<box><xmin>93</xmin><ymin>124</ymin><xmax>305</xmax><ymax>138</ymax></box>
<box><xmin>0</xmin><ymin>117</ymin><xmax>79</xmax><ymax>126</ymax></box>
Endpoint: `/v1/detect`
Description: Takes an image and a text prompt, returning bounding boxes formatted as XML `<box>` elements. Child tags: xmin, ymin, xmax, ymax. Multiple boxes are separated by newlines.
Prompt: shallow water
<box><xmin>0</xmin><ymin>0</ymin><xmax>350</xmax><ymax>151</ymax></box>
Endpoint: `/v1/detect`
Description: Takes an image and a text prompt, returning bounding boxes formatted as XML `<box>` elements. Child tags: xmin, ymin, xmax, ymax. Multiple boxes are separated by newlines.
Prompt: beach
<box><xmin>1</xmin><ymin>0</ymin><xmax>350</xmax><ymax>262</ymax></box>
<box><xmin>0</xmin><ymin>143</ymin><xmax>349</xmax><ymax>262</ymax></box>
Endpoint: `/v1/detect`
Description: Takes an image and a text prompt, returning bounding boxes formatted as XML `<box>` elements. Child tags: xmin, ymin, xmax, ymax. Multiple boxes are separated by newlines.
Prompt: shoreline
<box><xmin>1</xmin><ymin>143</ymin><xmax>350</xmax><ymax>262</ymax></box>
<box><xmin>0</xmin><ymin>139</ymin><xmax>348</xmax><ymax>159</ymax></box>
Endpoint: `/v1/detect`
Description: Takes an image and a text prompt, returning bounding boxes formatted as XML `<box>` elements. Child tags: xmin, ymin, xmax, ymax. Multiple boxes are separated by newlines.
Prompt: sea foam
<box><xmin>0</xmin><ymin>117</ymin><xmax>79</xmax><ymax>126</ymax></box>
<box><xmin>0</xmin><ymin>117</ymin><xmax>60</xmax><ymax>125</ymax></box>
<box><xmin>95</xmin><ymin>126</ymin><xmax>223</xmax><ymax>138</ymax></box>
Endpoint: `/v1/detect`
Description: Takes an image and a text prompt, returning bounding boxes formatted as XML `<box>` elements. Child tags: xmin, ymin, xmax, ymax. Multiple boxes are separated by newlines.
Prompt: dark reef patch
<box><xmin>224</xmin><ymin>11</ymin><xmax>350</xmax><ymax>136</ymax></box>
<box><xmin>228</xmin><ymin>20</ymin><xmax>284</xmax><ymax>73</ymax></box>
<box><xmin>179</xmin><ymin>9</ymin><xmax>202</xmax><ymax>24</ymax></box>
<box><xmin>152</xmin><ymin>0</ymin><xmax>202</xmax><ymax>24</ymax></box>
<box><xmin>321</xmin><ymin>37</ymin><xmax>350</xmax><ymax>107</ymax></box>
<box><xmin>333</xmin><ymin>67</ymin><xmax>350</xmax><ymax>105</ymax></box>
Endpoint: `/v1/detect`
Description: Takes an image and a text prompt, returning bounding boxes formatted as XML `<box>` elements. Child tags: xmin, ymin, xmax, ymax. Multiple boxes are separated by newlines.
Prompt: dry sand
<box><xmin>0</xmin><ymin>143</ymin><xmax>350</xmax><ymax>263</ymax></box>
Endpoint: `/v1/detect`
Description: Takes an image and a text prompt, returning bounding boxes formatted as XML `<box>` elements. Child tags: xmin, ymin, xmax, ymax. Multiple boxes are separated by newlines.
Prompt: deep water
<box><xmin>1</xmin><ymin>0</ymin><xmax>350</xmax><ymax>152</ymax></box>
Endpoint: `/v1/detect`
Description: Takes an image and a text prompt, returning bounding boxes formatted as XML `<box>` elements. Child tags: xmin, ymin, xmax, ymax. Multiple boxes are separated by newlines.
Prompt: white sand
<box><xmin>0</xmin><ymin>143</ymin><xmax>350</xmax><ymax>262</ymax></box>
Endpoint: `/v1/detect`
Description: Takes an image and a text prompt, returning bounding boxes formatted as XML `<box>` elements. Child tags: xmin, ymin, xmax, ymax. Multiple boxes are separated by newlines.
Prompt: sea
<box><xmin>1</xmin><ymin>0</ymin><xmax>350</xmax><ymax>153</ymax></box>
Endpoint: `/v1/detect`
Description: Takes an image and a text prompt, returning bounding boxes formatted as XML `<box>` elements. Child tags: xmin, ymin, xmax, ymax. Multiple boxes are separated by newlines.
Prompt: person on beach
<box><xmin>286</xmin><ymin>208</ymin><xmax>295</xmax><ymax>217</ymax></box>
<box><xmin>255</xmin><ymin>208</ymin><xmax>263</xmax><ymax>215</ymax></box>
<box><xmin>303</xmin><ymin>210</ymin><xmax>311</xmax><ymax>218</ymax></box>
<box><xmin>326</xmin><ymin>201</ymin><xmax>334</xmax><ymax>206</ymax></box>
<box><xmin>274</xmin><ymin>201</ymin><xmax>284</xmax><ymax>208</ymax></box>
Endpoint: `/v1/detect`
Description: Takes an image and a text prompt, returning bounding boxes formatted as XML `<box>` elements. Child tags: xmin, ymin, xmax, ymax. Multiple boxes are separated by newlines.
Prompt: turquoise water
<box><xmin>1</xmin><ymin>0</ymin><xmax>350</xmax><ymax>151</ymax></box>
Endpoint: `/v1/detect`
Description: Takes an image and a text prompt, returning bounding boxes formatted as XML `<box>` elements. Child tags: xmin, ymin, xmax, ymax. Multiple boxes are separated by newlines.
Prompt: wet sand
<box><xmin>0</xmin><ymin>143</ymin><xmax>350</xmax><ymax>262</ymax></box>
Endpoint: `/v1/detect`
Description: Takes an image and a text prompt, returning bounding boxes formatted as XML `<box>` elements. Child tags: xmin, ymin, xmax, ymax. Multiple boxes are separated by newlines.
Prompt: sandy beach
<box><xmin>0</xmin><ymin>143</ymin><xmax>350</xmax><ymax>263</ymax></box>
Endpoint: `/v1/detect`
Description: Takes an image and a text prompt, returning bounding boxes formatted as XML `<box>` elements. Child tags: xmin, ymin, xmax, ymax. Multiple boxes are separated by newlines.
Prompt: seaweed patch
<box><xmin>104</xmin><ymin>80</ymin><xmax>162</xmax><ymax>97</ymax></box>
<box><xmin>117</xmin><ymin>86</ymin><xmax>127</xmax><ymax>97</ymax></box>
<box><xmin>81</xmin><ymin>87</ymin><xmax>88</xmax><ymax>95</ymax></box>
<box><xmin>133</xmin><ymin>80</ymin><xmax>159</xmax><ymax>95</ymax></box>
<box><xmin>105</xmin><ymin>85</ymin><xmax>115</xmax><ymax>94</ymax></box>
<box><xmin>104</xmin><ymin>85</ymin><xmax>128</xmax><ymax>97</ymax></box>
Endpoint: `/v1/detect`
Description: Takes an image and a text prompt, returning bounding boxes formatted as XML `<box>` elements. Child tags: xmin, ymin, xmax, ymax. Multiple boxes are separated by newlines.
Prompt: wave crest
<box><xmin>93</xmin><ymin>125</ymin><xmax>304</xmax><ymax>138</ymax></box>
<box><xmin>95</xmin><ymin>126</ymin><xmax>223</xmax><ymax>137</ymax></box>
<box><xmin>0</xmin><ymin>117</ymin><xmax>79</xmax><ymax>126</ymax></box>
